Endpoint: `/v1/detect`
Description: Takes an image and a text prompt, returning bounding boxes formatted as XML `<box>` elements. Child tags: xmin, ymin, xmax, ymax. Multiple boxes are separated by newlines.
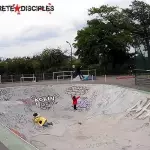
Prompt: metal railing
<box><xmin>57</xmin><ymin>75</ymin><xmax>72</xmax><ymax>82</ymax></box>
<box><xmin>0</xmin><ymin>69</ymin><xmax>96</xmax><ymax>83</ymax></box>
<box><xmin>53</xmin><ymin>69</ymin><xmax>96</xmax><ymax>80</ymax></box>
<box><xmin>20</xmin><ymin>77</ymin><xmax>36</xmax><ymax>82</ymax></box>
<box><xmin>1</xmin><ymin>73</ymin><xmax>53</xmax><ymax>83</ymax></box>
<box><xmin>53</xmin><ymin>71</ymin><xmax>73</xmax><ymax>80</ymax></box>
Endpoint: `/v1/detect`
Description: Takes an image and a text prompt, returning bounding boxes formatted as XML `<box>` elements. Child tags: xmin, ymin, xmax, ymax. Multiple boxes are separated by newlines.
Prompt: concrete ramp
<box><xmin>72</xmin><ymin>75</ymin><xmax>81</xmax><ymax>81</ymax></box>
<box><xmin>72</xmin><ymin>75</ymin><xmax>95</xmax><ymax>81</ymax></box>
<box><xmin>0</xmin><ymin>84</ymin><xmax>150</xmax><ymax>150</ymax></box>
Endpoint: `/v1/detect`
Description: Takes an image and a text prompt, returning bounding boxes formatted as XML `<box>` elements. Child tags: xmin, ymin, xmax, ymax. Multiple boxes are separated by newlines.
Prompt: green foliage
<box><xmin>74</xmin><ymin>0</ymin><xmax>150</xmax><ymax>73</ymax></box>
<box><xmin>74</xmin><ymin>5</ymin><xmax>133</xmax><ymax>72</ymax></box>
<box><xmin>123</xmin><ymin>0</ymin><xmax>150</xmax><ymax>69</ymax></box>
<box><xmin>0</xmin><ymin>48</ymin><xmax>72</xmax><ymax>74</ymax></box>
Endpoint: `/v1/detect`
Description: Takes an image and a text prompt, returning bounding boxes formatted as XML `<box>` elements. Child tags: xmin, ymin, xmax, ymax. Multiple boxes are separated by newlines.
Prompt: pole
<box><xmin>11</xmin><ymin>75</ymin><xmax>13</xmax><ymax>82</ymax></box>
<box><xmin>135</xmin><ymin>47</ymin><xmax>137</xmax><ymax>85</ymax></box>
<box><xmin>63</xmin><ymin>71</ymin><xmax>64</xmax><ymax>80</ymax></box>
<box><xmin>71</xmin><ymin>75</ymin><xmax>72</xmax><ymax>82</ymax></box>
<box><xmin>53</xmin><ymin>72</ymin><xmax>54</xmax><ymax>80</ymax></box>
<box><xmin>66</xmin><ymin>41</ymin><xmax>72</xmax><ymax>70</ymax></box>
<box><xmin>43</xmin><ymin>73</ymin><xmax>45</xmax><ymax>80</ymax></box>
<box><xmin>70</xmin><ymin>43</ymin><xmax>72</xmax><ymax>69</ymax></box>
<box><xmin>92</xmin><ymin>75</ymin><xmax>93</xmax><ymax>81</ymax></box>
<box><xmin>105</xmin><ymin>75</ymin><xmax>106</xmax><ymax>82</ymax></box>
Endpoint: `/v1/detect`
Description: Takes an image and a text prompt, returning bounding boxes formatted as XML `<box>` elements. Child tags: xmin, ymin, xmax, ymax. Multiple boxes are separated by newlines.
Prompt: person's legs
<box><xmin>74</xmin><ymin>71</ymin><xmax>78</xmax><ymax>78</ymax></box>
<box><xmin>78</xmin><ymin>72</ymin><xmax>84</xmax><ymax>80</ymax></box>
<box><xmin>47</xmin><ymin>122</ymin><xmax>53</xmax><ymax>126</ymax></box>
<box><xmin>73</xmin><ymin>71</ymin><xmax>76</xmax><ymax>78</ymax></box>
<box><xmin>43</xmin><ymin>122</ymin><xmax>49</xmax><ymax>127</ymax></box>
<box><xmin>76</xmin><ymin>72</ymin><xmax>79</xmax><ymax>77</ymax></box>
<box><xmin>74</xmin><ymin>105</ymin><xmax>77</xmax><ymax>110</ymax></box>
<box><xmin>78</xmin><ymin>73</ymin><xmax>83</xmax><ymax>79</ymax></box>
<box><xmin>80</xmin><ymin>72</ymin><xmax>84</xmax><ymax>78</ymax></box>
<box><xmin>43</xmin><ymin>121</ymin><xmax>53</xmax><ymax>127</ymax></box>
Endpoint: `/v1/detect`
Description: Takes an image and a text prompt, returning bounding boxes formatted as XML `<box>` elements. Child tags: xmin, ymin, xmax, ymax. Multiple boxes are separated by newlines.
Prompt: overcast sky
<box><xmin>0</xmin><ymin>0</ymin><xmax>149</xmax><ymax>58</ymax></box>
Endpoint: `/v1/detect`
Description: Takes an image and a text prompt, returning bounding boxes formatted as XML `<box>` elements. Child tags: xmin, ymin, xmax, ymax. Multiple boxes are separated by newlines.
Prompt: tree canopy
<box><xmin>74</xmin><ymin>0</ymin><xmax>150</xmax><ymax>72</ymax></box>
<box><xmin>0</xmin><ymin>48</ymin><xmax>71</xmax><ymax>75</ymax></box>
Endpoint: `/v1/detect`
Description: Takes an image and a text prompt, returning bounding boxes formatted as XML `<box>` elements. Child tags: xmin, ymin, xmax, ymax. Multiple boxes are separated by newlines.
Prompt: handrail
<box><xmin>20</xmin><ymin>77</ymin><xmax>36</xmax><ymax>82</ymax></box>
<box><xmin>57</xmin><ymin>75</ymin><xmax>72</xmax><ymax>82</ymax></box>
<box><xmin>134</xmin><ymin>69</ymin><xmax>150</xmax><ymax>71</ymax></box>
<box><xmin>20</xmin><ymin>77</ymin><xmax>36</xmax><ymax>78</ymax></box>
<box><xmin>53</xmin><ymin>69</ymin><xmax>96</xmax><ymax>80</ymax></box>
<box><xmin>61</xmin><ymin>71</ymin><xmax>73</xmax><ymax>73</ymax></box>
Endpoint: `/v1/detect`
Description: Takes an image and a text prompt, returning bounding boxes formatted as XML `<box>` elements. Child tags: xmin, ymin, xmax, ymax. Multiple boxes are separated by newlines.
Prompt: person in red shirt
<box><xmin>72</xmin><ymin>96</ymin><xmax>80</xmax><ymax>110</ymax></box>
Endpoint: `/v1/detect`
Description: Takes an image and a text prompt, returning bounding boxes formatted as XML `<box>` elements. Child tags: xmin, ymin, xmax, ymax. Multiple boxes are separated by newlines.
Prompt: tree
<box><xmin>0</xmin><ymin>47</ymin><xmax>71</xmax><ymax>75</ymax></box>
<box><xmin>74</xmin><ymin>5</ymin><xmax>133</xmax><ymax>73</ymax></box>
<box><xmin>40</xmin><ymin>48</ymin><xmax>69</xmax><ymax>72</ymax></box>
<box><xmin>123</xmin><ymin>0</ymin><xmax>150</xmax><ymax>69</ymax></box>
<box><xmin>0</xmin><ymin>61</ymin><xmax>7</xmax><ymax>74</ymax></box>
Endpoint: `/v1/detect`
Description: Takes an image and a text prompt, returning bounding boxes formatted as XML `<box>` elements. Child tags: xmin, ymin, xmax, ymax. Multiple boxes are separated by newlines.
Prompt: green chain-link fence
<box><xmin>135</xmin><ymin>45</ymin><xmax>150</xmax><ymax>86</ymax></box>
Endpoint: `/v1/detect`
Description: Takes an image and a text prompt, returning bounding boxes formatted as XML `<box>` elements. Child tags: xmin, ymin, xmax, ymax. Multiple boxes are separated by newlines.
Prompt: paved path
<box><xmin>0</xmin><ymin>76</ymin><xmax>149</xmax><ymax>92</ymax></box>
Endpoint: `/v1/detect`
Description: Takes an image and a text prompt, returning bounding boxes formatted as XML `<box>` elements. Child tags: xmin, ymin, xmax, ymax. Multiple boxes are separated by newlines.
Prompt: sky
<box><xmin>0</xmin><ymin>0</ymin><xmax>149</xmax><ymax>58</ymax></box>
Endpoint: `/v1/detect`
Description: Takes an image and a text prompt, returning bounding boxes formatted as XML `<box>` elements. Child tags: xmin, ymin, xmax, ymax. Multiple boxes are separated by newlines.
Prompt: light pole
<box><xmin>66</xmin><ymin>41</ymin><xmax>72</xmax><ymax>69</ymax></box>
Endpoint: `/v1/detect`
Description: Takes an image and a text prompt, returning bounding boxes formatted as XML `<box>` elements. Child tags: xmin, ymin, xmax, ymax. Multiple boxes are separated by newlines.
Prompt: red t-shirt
<box><xmin>72</xmin><ymin>96</ymin><xmax>80</xmax><ymax>105</ymax></box>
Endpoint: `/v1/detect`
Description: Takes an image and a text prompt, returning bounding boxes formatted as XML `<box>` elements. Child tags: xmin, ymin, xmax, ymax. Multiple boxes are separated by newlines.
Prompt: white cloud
<box><xmin>0</xmin><ymin>0</ymin><xmax>149</xmax><ymax>58</ymax></box>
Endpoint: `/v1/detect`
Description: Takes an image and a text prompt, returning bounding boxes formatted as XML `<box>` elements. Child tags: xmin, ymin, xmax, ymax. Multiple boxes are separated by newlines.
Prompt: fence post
<box><xmin>95</xmin><ymin>69</ymin><xmax>96</xmax><ymax>77</ymax></box>
<box><xmin>11</xmin><ymin>75</ymin><xmax>13</xmax><ymax>82</ymax></box>
<box><xmin>135</xmin><ymin>70</ymin><xmax>137</xmax><ymax>85</ymax></box>
<box><xmin>88</xmin><ymin>70</ymin><xmax>89</xmax><ymax>76</ymax></box>
<box><xmin>53</xmin><ymin>72</ymin><xmax>54</xmax><ymax>80</ymax></box>
<box><xmin>0</xmin><ymin>75</ymin><xmax>1</xmax><ymax>83</ymax></box>
<box><xmin>32</xmin><ymin>74</ymin><xmax>35</xmax><ymax>82</ymax></box>
<box><xmin>22</xmin><ymin>74</ymin><xmax>24</xmax><ymax>82</ymax></box>
<box><xmin>57</xmin><ymin>76</ymin><xmax>58</xmax><ymax>82</ymax></box>
<box><xmin>71</xmin><ymin>75</ymin><xmax>72</xmax><ymax>82</ymax></box>
<box><xmin>92</xmin><ymin>75</ymin><xmax>93</xmax><ymax>81</ymax></box>
<box><xmin>63</xmin><ymin>72</ymin><xmax>64</xmax><ymax>80</ymax></box>
<box><xmin>71</xmin><ymin>71</ymin><xmax>73</xmax><ymax>79</ymax></box>
<box><xmin>104</xmin><ymin>75</ymin><xmax>106</xmax><ymax>82</ymax></box>
<box><xmin>43</xmin><ymin>73</ymin><xmax>45</xmax><ymax>80</ymax></box>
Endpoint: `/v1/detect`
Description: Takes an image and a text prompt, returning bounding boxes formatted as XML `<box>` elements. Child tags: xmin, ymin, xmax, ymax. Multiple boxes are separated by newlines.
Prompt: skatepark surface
<box><xmin>0</xmin><ymin>83</ymin><xmax>150</xmax><ymax>150</ymax></box>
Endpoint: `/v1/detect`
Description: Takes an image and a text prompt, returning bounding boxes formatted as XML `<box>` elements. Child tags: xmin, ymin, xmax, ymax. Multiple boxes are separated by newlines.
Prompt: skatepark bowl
<box><xmin>0</xmin><ymin>84</ymin><xmax>150</xmax><ymax>150</ymax></box>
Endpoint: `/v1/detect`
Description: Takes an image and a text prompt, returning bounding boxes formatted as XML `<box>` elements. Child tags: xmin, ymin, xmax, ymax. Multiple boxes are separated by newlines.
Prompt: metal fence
<box><xmin>0</xmin><ymin>69</ymin><xmax>96</xmax><ymax>83</ymax></box>
<box><xmin>134</xmin><ymin>44</ymin><xmax>150</xmax><ymax>86</ymax></box>
<box><xmin>53</xmin><ymin>69</ymin><xmax>96</xmax><ymax>80</ymax></box>
<box><xmin>135</xmin><ymin>45</ymin><xmax>150</xmax><ymax>70</ymax></box>
<box><xmin>135</xmin><ymin>69</ymin><xmax>150</xmax><ymax>86</ymax></box>
<box><xmin>0</xmin><ymin>73</ymin><xmax>53</xmax><ymax>83</ymax></box>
